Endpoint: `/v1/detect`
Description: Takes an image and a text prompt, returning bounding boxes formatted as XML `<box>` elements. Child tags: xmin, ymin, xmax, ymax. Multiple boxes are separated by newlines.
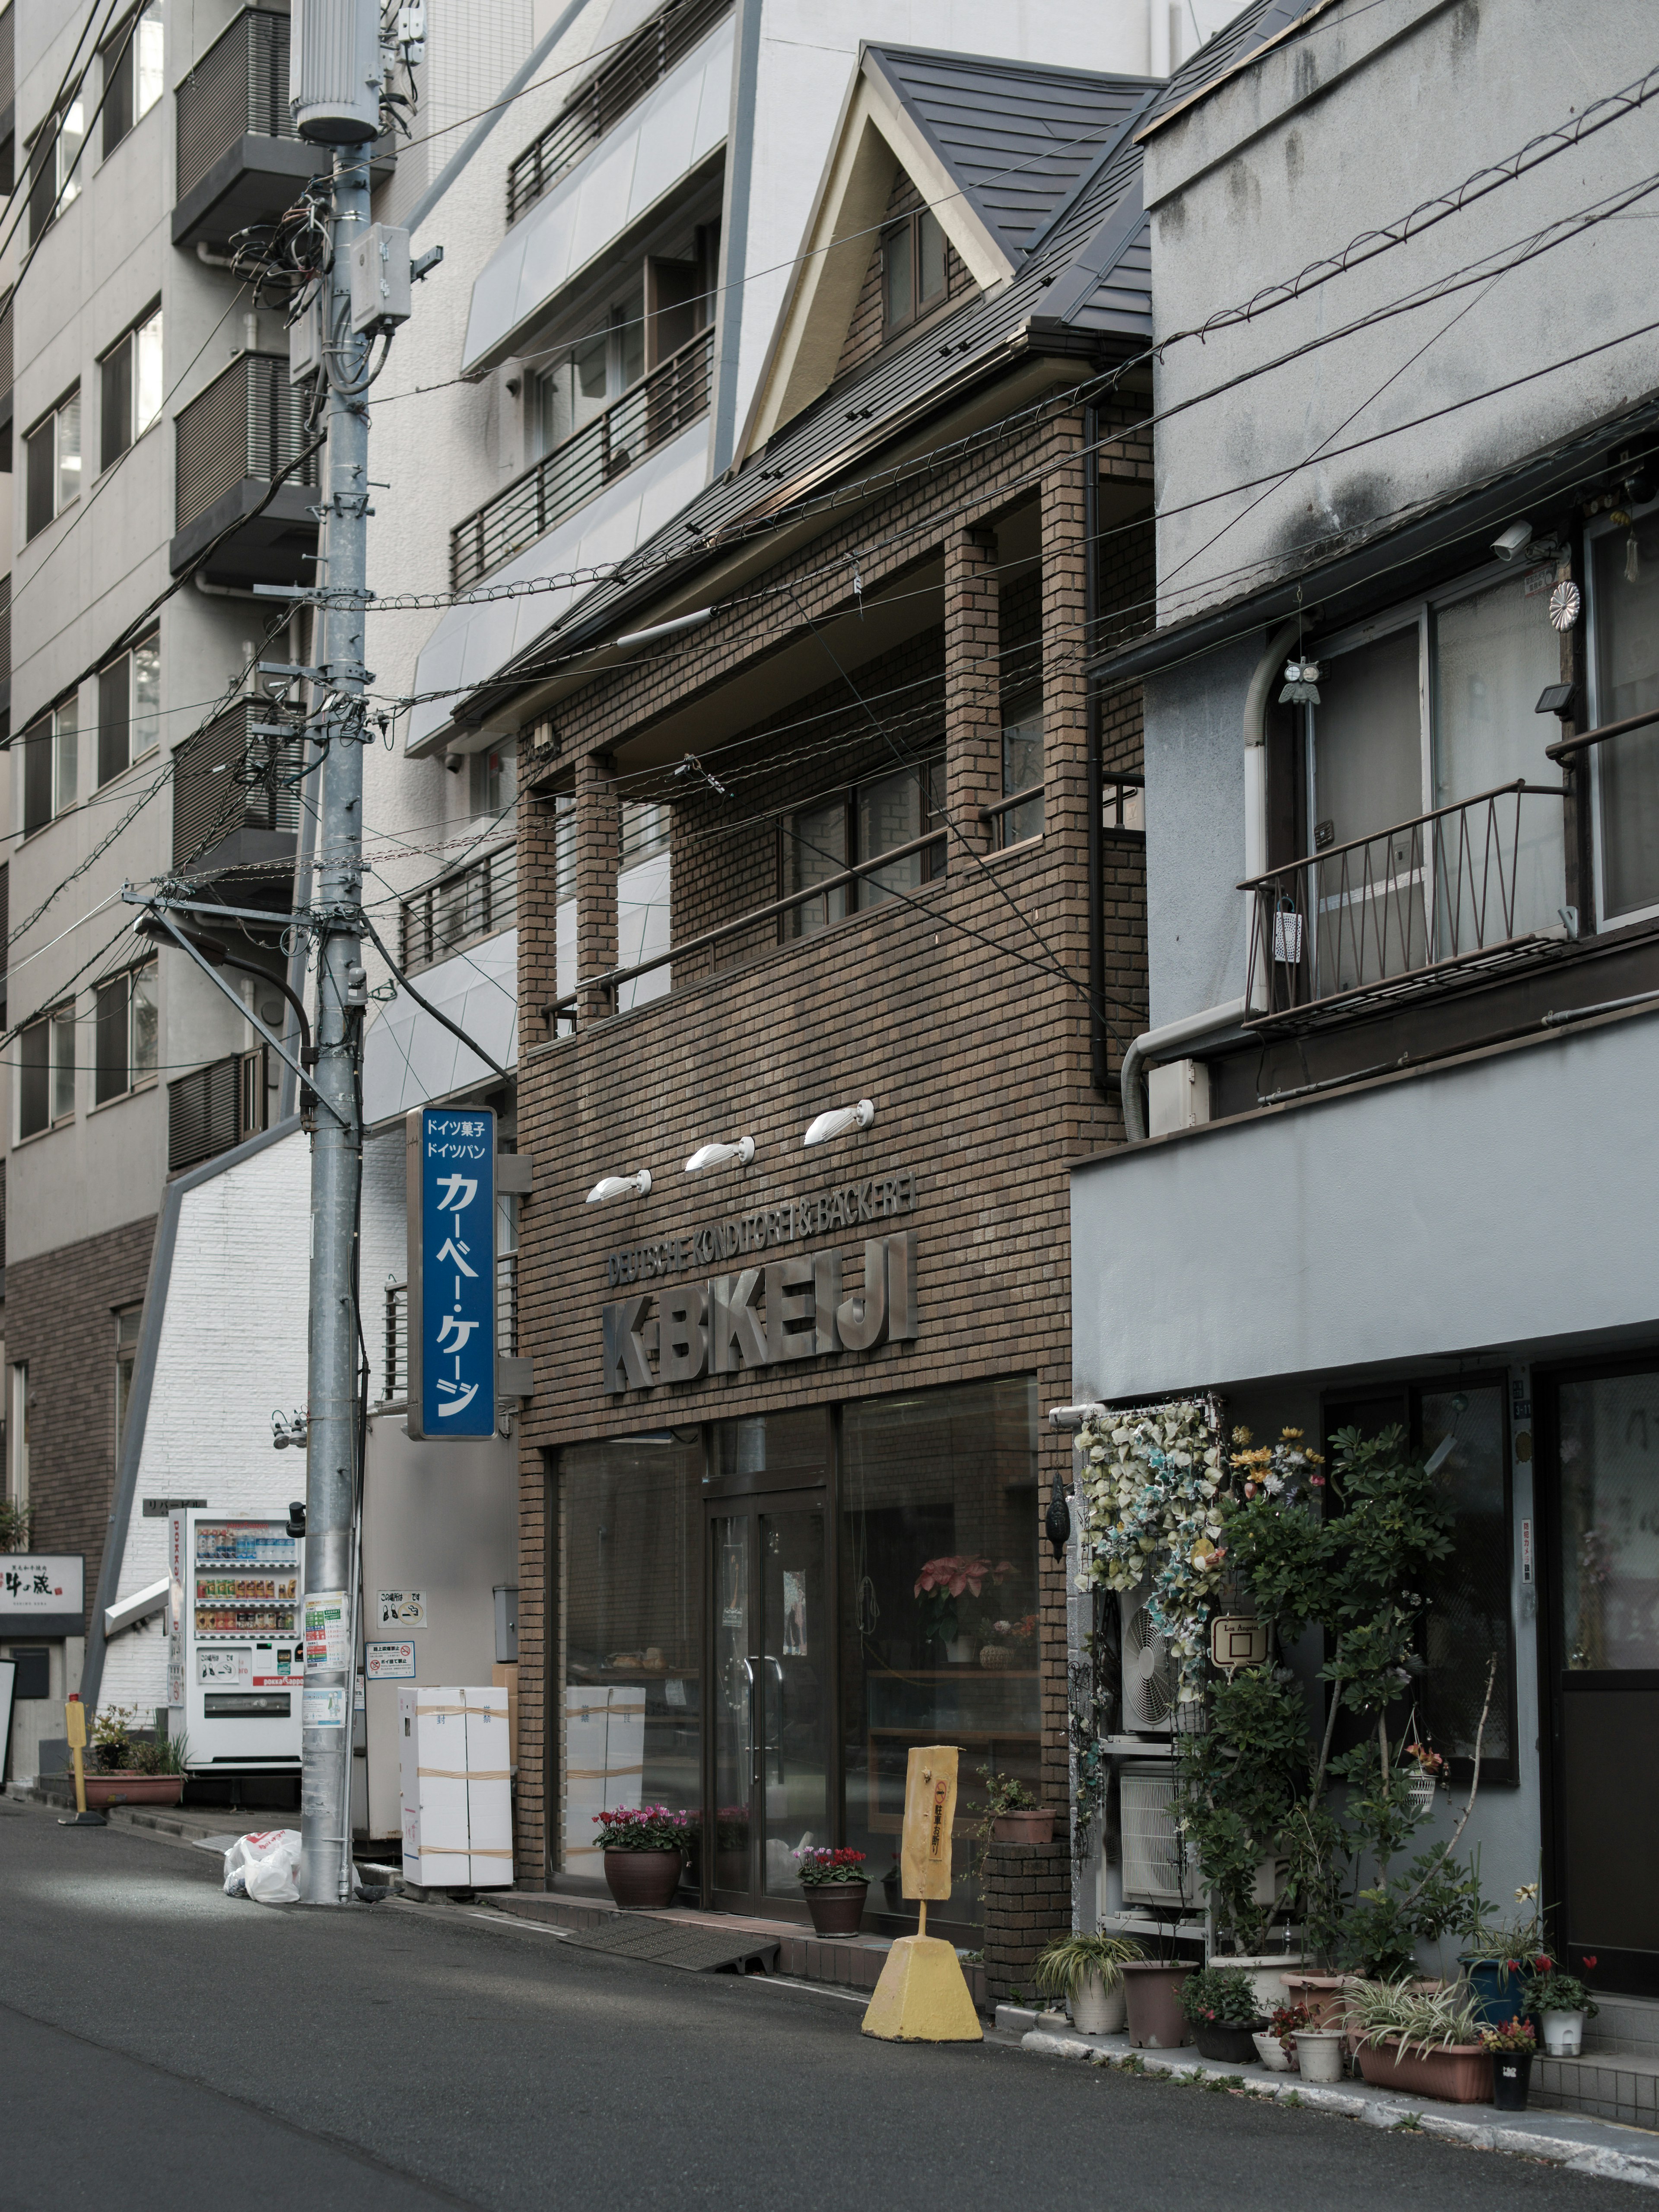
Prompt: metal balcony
<box><xmin>399</xmin><ymin>843</ymin><xmax>517</xmax><ymax>976</ymax></box>
<box><xmin>173</xmin><ymin>697</ymin><xmax>305</xmax><ymax>892</ymax></box>
<box><xmin>450</xmin><ymin>327</ymin><xmax>714</xmax><ymax>594</ymax></box>
<box><xmin>170</xmin><ymin>353</ymin><xmax>318</xmax><ymax>586</ymax></box>
<box><xmin>173</xmin><ymin>8</ymin><xmax>394</xmax><ymax>251</ymax></box>
<box><xmin>168</xmin><ymin>1045</ymin><xmax>277</xmax><ymax>1173</ymax></box>
<box><xmin>1240</xmin><ymin>777</ymin><xmax>1570</xmax><ymax>1029</ymax></box>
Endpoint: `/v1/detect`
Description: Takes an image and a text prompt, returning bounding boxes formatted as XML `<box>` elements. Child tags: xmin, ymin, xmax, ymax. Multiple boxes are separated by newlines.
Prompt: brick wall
<box><xmin>511</xmin><ymin>397</ymin><xmax>1152</xmax><ymax>1887</ymax></box>
<box><xmin>6</xmin><ymin>1214</ymin><xmax>157</xmax><ymax>1629</ymax></box>
<box><xmin>982</xmin><ymin>1839</ymin><xmax>1073</xmax><ymax>2005</ymax></box>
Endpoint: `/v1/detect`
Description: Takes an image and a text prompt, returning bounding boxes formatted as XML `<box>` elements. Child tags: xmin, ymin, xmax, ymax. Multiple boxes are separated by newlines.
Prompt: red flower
<box><xmin>1535</xmin><ymin>1954</ymin><xmax>1553</xmax><ymax>1973</ymax></box>
<box><xmin>1583</xmin><ymin>1955</ymin><xmax>1598</xmax><ymax>1971</ymax></box>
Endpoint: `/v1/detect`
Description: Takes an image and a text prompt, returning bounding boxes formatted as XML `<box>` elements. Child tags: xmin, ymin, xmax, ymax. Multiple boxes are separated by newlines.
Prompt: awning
<box><xmin>363</xmin><ymin>929</ymin><xmax>519</xmax><ymax>1125</ymax></box>
<box><xmin>461</xmin><ymin>13</ymin><xmax>733</xmax><ymax>379</ymax></box>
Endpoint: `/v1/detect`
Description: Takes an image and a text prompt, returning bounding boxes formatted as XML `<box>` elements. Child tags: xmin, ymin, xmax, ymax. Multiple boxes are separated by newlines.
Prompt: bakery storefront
<box><xmin>555</xmin><ymin>1194</ymin><xmax>1044</xmax><ymax>1939</ymax></box>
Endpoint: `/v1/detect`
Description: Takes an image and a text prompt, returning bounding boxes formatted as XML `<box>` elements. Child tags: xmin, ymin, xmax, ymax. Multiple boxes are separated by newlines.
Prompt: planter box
<box><xmin>1355</xmin><ymin>2039</ymin><xmax>1493</xmax><ymax>2104</ymax></box>
<box><xmin>990</xmin><ymin>1809</ymin><xmax>1054</xmax><ymax>1844</ymax></box>
<box><xmin>84</xmin><ymin>1774</ymin><xmax>184</xmax><ymax>1809</ymax></box>
<box><xmin>1280</xmin><ymin>1974</ymin><xmax>1355</xmax><ymax>2031</ymax></box>
<box><xmin>1215</xmin><ymin>1951</ymin><xmax>1302</xmax><ymax>2016</ymax></box>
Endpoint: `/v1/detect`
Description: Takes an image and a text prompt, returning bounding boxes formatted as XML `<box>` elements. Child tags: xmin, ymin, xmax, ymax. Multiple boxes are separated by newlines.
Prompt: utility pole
<box><xmin>293</xmin><ymin>0</ymin><xmax>385</xmax><ymax>1908</ymax></box>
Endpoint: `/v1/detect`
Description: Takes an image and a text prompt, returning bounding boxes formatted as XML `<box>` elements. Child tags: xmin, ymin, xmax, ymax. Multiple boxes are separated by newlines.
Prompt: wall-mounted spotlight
<box><xmin>586</xmin><ymin>1169</ymin><xmax>653</xmax><ymax>1204</ymax></box>
<box><xmin>802</xmin><ymin>1097</ymin><xmax>875</xmax><ymax>1148</ymax></box>
<box><xmin>684</xmin><ymin>1137</ymin><xmax>754</xmax><ymax>1174</ymax></box>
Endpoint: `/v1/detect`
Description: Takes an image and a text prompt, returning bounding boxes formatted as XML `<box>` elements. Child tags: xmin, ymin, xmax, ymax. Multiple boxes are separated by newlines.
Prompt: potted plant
<box><xmin>1460</xmin><ymin>1885</ymin><xmax>1546</xmax><ymax>2025</ymax></box>
<box><xmin>1526</xmin><ymin>1959</ymin><xmax>1599</xmax><ymax>2056</ymax></box>
<box><xmin>1254</xmin><ymin>1999</ymin><xmax>1309</xmax><ymax>2072</ymax></box>
<box><xmin>977</xmin><ymin>1765</ymin><xmax>1053</xmax><ymax>1846</ymax></box>
<box><xmin>1032</xmin><ymin>1930</ymin><xmax>1144</xmax><ymax>2034</ymax></box>
<box><xmin>980</xmin><ymin>1614</ymin><xmax>1036</xmax><ymax>1670</ymax></box>
<box><xmin>592</xmin><ymin>1803</ymin><xmax>692</xmax><ymax>1910</ymax></box>
<box><xmin>914</xmin><ymin>1555</ymin><xmax>1012</xmax><ymax>1663</ymax></box>
<box><xmin>1179</xmin><ymin>1964</ymin><xmax>1265</xmax><ymax>2063</ymax></box>
<box><xmin>796</xmin><ymin>1845</ymin><xmax>869</xmax><ymax>1934</ymax></box>
<box><xmin>1121</xmin><ymin>1957</ymin><xmax>1195</xmax><ymax>2049</ymax></box>
<box><xmin>1481</xmin><ymin>2016</ymin><xmax>1537</xmax><ymax>2110</ymax></box>
<box><xmin>1348</xmin><ymin>1980</ymin><xmax>1492</xmax><ymax>2102</ymax></box>
<box><xmin>83</xmin><ymin>1707</ymin><xmax>189</xmax><ymax>1809</ymax></box>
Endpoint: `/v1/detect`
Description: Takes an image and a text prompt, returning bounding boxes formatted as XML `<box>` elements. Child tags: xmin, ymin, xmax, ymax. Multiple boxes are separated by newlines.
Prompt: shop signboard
<box><xmin>407</xmin><ymin>1106</ymin><xmax>496</xmax><ymax>1439</ymax></box>
<box><xmin>0</xmin><ymin>1554</ymin><xmax>84</xmax><ymax>1637</ymax></box>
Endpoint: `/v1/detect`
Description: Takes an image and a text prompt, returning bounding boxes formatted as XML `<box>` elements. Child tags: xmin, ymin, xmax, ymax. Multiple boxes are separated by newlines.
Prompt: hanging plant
<box><xmin>1073</xmin><ymin>1398</ymin><xmax>1226</xmax><ymax>1703</ymax></box>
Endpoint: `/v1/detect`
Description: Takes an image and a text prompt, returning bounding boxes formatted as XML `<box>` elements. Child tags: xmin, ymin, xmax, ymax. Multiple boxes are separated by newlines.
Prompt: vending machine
<box><xmin>168</xmin><ymin>1512</ymin><xmax>305</xmax><ymax>1770</ymax></box>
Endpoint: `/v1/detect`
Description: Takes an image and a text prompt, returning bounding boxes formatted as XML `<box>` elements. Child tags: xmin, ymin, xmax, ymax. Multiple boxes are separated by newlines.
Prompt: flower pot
<box><xmin>1459</xmin><ymin>1955</ymin><xmax>1532</xmax><ymax>2028</ymax></box>
<box><xmin>803</xmin><ymin>1881</ymin><xmax>868</xmax><ymax>1935</ymax></box>
<box><xmin>1253</xmin><ymin>2031</ymin><xmax>1295</xmax><ymax>2072</ymax></box>
<box><xmin>1491</xmin><ymin>2051</ymin><xmax>1532</xmax><ymax>2111</ymax></box>
<box><xmin>990</xmin><ymin>1808</ymin><xmax>1054</xmax><ymax>1844</ymax></box>
<box><xmin>1219</xmin><ymin>1952</ymin><xmax>1303</xmax><ymax>2016</ymax></box>
<box><xmin>1280</xmin><ymin>1975</ymin><xmax>1354</xmax><ymax>2031</ymax></box>
<box><xmin>979</xmin><ymin>1645</ymin><xmax>1015</xmax><ymax>1669</ymax></box>
<box><xmin>1294</xmin><ymin>2029</ymin><xmax>1347</xmax><ymax>2083</ymax></box>
<box><xmin>604</xmin><ymin>1848</ymin><xmax>683</xmax><ymax>1910</ymax></box>
<box><xmin>1193</xmin><ymin>2018</ymin><xmax>1264</xmax><ymax>2064</ymax></box>
<box><xmin>1542</xmin><ymin>2007</ymin><xmax>1586</xmax><ymax>2057</ymax></box>
<box><xmin>83</xmin><ymin>1773</ymin><xmax>184</xmax><ymax>1809</ymax></box>
<box><xmin>1070</xmin><ymin>1970</ymin><xmax>1127</xmax><ymax>2036</ymax></box>
<box><xmin>1355</xmin><ymin>2039</ymin><xmax>1493</xmax><ymax>2104</ymax></box>
<box><xmin>1122</xmin><ymin>1961</ymin><xmax>1193</xmax><ymax>2048</ymax></box>
<box><xmin>946</xmin><ymin>1635</ymin><xmax>975</xmax><ymax>1664</ymax></box>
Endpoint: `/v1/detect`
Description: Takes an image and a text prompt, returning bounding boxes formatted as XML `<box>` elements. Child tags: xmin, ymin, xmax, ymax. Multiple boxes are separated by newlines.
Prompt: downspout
<box><xmin>1119</xmin><ymin>619</ymin><xmax>1300</xmax><ymax>1140</ymax></box>
<box><xmin>1083</xmin><ymin>401</ymin><xmax>1109</xmax><ymax>1099</ymax></box>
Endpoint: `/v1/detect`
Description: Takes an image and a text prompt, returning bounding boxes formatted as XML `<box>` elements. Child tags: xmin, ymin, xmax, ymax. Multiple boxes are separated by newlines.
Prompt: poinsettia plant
<box><xmin>914</xmin><ymin>1554</ymin><xmax>1012</xmax><ymax>1648</ymax></box>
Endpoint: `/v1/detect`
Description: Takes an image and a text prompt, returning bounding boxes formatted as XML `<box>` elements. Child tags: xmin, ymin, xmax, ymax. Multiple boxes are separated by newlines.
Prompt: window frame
<box><xmin>93</xmin><ymin>958</ymin><xmax>158</xmax><ymax>1107</ymax></box>
<box><xmin>102</xmin><ymin>3</ymin><xmax>164</xmax><ymax>160</ymax></box>
<box><xmin>1582</xmin><ymin>496</ymin><xmax>1659</xmax><ymax>934</ymax></box>
<box><xmin>24</xmin><ymin>386</ymin><xmax>82</xmax><ymax>540</ymax></box>
<box><xmin>97</xmin><ymin>629</ymin><xmax>160</xmax><ymax>788</ymax></box>
<box><xmin>779</xmin><ymin>754</ymin><xmax>947</xmax><ymax>940</ymax></box>
<box><xmin>998</xmin><ymin>696</ymin><xmax>1045</xmax><ymax>849</ymax></box>
<box><xmin>26</xmin><ymin>95</ymin><xmax>86</xmax><ymax>244</ymax></box>
<box><xmin>21</xmin><ymin>694</ymin><xmax>80</xmax><ymax>834</ymax></box>
<box><xmin>8</xmin><ymin>1363</ymin><xmax>29</xmax><ymax>1511</ymax></box>
<box><xmin>114</xmin><ymin>1303</ymin><xmax>143</xmax><ymax>1450</ymax></box>
<box><xmin>881</xmin><ymin>206</ymin><xmax>949</xmax><ymax>339</ymax></box>
<box><xmin>99</xmin><ymin>303</ymin><xmax>162</xmax><ymax>472</ymax></box>
<box><xmin>17</xmin><ymin>1000</ymin><xmax>76</xmax><ymax>1140</ymax></box>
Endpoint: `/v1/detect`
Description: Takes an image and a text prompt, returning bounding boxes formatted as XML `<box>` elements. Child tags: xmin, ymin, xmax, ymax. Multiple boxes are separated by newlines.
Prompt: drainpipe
<box><xmin>1083</xmin><ymin>401</ymin><xmax>1109</xmax><ymax>1098</ymax></box>
<box><xmin>1119</xmin><ymin>620</ymin><xmax>1300</xmax><ymax>1139</ymax></box>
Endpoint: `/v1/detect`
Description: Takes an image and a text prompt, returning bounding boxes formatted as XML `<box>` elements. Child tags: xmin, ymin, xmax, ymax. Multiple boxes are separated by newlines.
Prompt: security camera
<box><xmin>1492</xmin><ymin>520</ymin><xmax>1532</xmax><ymax>562</ymax></box>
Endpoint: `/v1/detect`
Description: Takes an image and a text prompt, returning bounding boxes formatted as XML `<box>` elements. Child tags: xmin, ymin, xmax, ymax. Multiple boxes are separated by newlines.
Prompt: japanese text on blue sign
<box><xmin>417</xmin><ymin>1108</ymin><xmax>496</xmax><ymax>1439</ymax></box>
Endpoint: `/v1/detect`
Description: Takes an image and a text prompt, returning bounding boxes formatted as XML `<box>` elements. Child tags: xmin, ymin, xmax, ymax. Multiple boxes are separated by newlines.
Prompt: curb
<box><xmin>1019</xmin><ymin>2030</ymin><xmax>1659</xmax><ymax>2189</ymax></box>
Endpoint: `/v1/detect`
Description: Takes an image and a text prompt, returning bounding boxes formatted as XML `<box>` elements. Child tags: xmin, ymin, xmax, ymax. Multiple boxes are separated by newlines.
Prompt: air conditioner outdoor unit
<box><xmin>1120</xmin><ymin>1585</ymin><xmax>1177</xmax><ymax>1735</ymax></box>
<box><xmin>1120</xmin><ymin>1761</ymin><xmax>1189</xmax><ymax>1909</ymax></box>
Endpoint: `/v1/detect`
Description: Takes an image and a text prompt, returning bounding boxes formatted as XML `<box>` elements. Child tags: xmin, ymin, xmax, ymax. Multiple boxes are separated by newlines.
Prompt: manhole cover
<box><xmin>561</xmin><ymin>1919</ymin><xmax>779</xmax><ymax>1974</ymax></box>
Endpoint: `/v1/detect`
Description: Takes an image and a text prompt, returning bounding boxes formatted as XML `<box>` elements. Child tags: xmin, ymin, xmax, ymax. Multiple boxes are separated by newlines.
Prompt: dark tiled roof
<box><xmin>464</xmin><ymin>0</ymin><xmax>1305</xmax><ymax>714</ymax></box>
<box><xmin>862</xmin><ymin>44</ymin><xmax>1157</xmax><ymax>267</ymax></box>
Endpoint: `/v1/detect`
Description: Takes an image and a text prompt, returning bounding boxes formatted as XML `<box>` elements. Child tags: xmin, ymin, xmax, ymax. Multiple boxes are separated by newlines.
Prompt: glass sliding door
<box><xmin>1590</xmin><ymin>513</ymin><xmax>1659</xmax><ymax>924</ymax></box>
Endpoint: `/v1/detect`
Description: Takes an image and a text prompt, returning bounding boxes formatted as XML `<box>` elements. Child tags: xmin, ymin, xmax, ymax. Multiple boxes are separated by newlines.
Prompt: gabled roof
<box><xmin>414</xmin><ymin>0</ymin><xmax>1317</xmax><ymax>746</ymax></box>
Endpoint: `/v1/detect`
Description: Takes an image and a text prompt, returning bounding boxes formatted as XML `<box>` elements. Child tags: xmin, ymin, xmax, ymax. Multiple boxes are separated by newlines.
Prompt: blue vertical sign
<box><xmin>408</xmin><ymin>1106</ymin><xmax>496</xmax><ymax>1440</ymax></box>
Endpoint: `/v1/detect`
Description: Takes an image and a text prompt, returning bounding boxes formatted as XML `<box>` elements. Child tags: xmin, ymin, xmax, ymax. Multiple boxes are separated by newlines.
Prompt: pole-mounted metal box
<box><xmin>290</xmin><ymin>0</ymin><xmax>384</xmax><ymax>145</ymax></box>
<box><xmin>350</xmin><ymin>224</ymin><xmax>412</xmax><ymax>334</ymax></box>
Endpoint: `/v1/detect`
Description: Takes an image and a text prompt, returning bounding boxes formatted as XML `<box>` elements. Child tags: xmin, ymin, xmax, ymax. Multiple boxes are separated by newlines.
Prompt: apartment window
<box><xmin>19</xmin><ymin>1002</ymin><xmax>76</xmax><ymax>1137</ymax></box>
<box><xmin>114</xmin><ymin>1305</ymin><xmax>143</xmax><ymax>1450</ymax></box>
<box><xmin>999</xmin><ymin>702</ymin><xmax>1044</xmax><ymax>846</ymax></box>
<box><xmin>25</xmin><ymin>387</ymin><xmax>81</xmax><ymax>539</ymax></box>
<box><xmin>27</xmin><ymin>97</ymin><xmax>85</xmax><ymax>244</ymax></box>
<box><xmin>532</xmin><ymin>288</ymin><xmax>646</xmax><ymax>457</ymax></box>
<box><xmin>782</xmin><ymin>758</ymin><xmax>945</xmax><ymax>938</ymax></box>
<box><xmin>1588</xmin><ymin>501</ymin><xmax>1659</xmax><ymax>926</ymax></box>
<box><xmin>95</xmin><ymin>961</ymin><xmax>158</xmax><ymax>1104</ymax></box>
<box><xmin>883</xmin><ymin>207</ymin><xmax>947</xmax><ymax>336</ymax></box>
<box><xmin>8</xmin><ymin>1364</ymin><xmax>28</xmax><ymax>1511</ymax></box>
<box><xmin>100</xmin><ymin>307</ymin><xmax>163</xmax><ymax>470</ymax></box>
<box><xmin>103</xmin><ymin>3</ymin><xmax>164</xmax><ymax>157</ymax></box>
<box><xmin>97</xmin><ymin>632</ymin><xmax>160</xmax><ymax>786</ymax></box>
<box><xmin>22</xmin><ymin>696</ymin><xmax>79</xmax><ymax>833</ymax></box>
<box><xmin>470</xmin><ymin>740</ymin><xmax>517</xmax><ymax>820</ymax></box>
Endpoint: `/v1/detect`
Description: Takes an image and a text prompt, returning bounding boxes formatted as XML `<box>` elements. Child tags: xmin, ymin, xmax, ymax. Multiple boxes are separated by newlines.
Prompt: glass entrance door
<box><xmin>709</xmin><ymin>1494</ymin><xmax>830</xmax><ymax>1910</ymax></box>
<box><xmin>1543</xmin><ymin>1365</ymin><xmax>1659</xmax><ymax>1994</ymax></box>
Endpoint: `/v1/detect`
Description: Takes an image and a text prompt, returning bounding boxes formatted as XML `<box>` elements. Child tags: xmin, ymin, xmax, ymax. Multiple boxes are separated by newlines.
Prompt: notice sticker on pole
<box><xmin>304</xmin><ymin>1685</ymin><xmax>347</xmax><ymax>1729</ymax></box>
<box><xmin>305</xmin><ymin>1590</ymin><xmax>350</xmax><ymax>1672</ymax></box>
<box><xmin>406</xmin><ymin>1106</ymin><xmax>496</xmax><ymax>1440</ymax></box>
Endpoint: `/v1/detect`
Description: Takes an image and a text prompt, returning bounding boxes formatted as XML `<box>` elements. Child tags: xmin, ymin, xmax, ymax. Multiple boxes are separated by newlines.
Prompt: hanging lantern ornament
<box><xmin>1278</xmin><ymin>657</ymin><xmax>1322</xmax><ymax>705</ymax></box>
<box><xmin>1046</xmin><ymin>1465</ymin><xmax>1072</xmax><ymax>1559</ymax></box>
<box><xmin>1549</xmin><ymin>580</ymin><xmax>1582</xmax><ymax>632</ymax></box>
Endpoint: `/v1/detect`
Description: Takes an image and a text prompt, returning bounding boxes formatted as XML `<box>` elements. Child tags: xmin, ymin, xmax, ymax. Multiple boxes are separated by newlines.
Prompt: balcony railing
<box><xmin>1240</xmin><ymin>777</ymin><xmax>1569</xmax><ymax>1024</ymax></box>
<box><xmin>177</xmin><ymin>7</ymin><xmax>292</xmax><ymax>203</ymax></box>
<box><xmin>506</xmin><ymin>0</ymin><xmax>731</xmax><ymax>224</ymax></box>
<box><xmin>450</xmin><ymin>327</ymin><xmax>714</xmax><ymax>594</ymax></box>
<box><xmin>399</xmin><ymin>843</ymin><xmax>517</xmax><ymax>976</ymax></box>
<box><xmin>176</xmin><ymin>353</ymin><xmax>317</xmax><ymax>537</ymax></box>
<box><xmin>174</xmin><ymin>699</ymin><xmax>305</xmax><ymax>876</ymax></box>
<box><xmin>168</xmin><ymin>1044</ymin><xmax>276</xmax><ymax>1173</ymax></box>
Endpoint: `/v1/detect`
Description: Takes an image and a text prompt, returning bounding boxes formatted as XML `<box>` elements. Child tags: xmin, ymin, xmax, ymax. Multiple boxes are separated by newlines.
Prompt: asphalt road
<box><xmin>0</xmin><ymin>1798</ymin><xmax>1639</xmax><ymax>2212</ymax></box>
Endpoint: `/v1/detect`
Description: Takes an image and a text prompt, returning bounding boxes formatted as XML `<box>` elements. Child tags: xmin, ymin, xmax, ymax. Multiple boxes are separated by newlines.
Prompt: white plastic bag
<box><xmin>223</xmin><ymin>1827</ymin><xmax>303</xmax><ymax>1905</ymax></box>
